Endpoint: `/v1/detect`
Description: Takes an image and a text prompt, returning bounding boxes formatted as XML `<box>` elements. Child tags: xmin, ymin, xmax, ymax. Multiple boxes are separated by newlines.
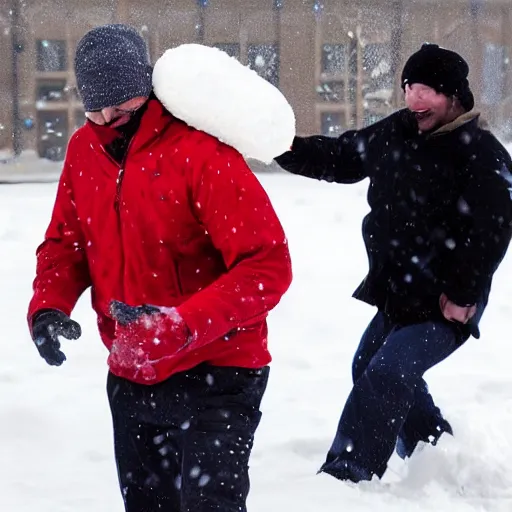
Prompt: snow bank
<box><xmin>152</xmin><ymin>44</ymin><xmax>295</xmax><ymax>164</ymax></box>
<box><xmin>4</xmin><ymin>175</ymin><xmax>512</xmax><ymax>511</ymax></box>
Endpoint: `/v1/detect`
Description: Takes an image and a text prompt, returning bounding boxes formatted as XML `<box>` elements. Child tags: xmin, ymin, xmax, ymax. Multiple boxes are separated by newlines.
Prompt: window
<box><xmin>317</xmin><ymin>81</ymin><xmax>344</xmax><ymax>103</ymax></box>
<box><xmin>363</xmin><ymin>112</ymin><xmax>386</xmax><ymax>127</ymax></box>
<box><xmin>213</xmin><ymin>43</ymin><xmax>240</xmax><ymax>60</ymax></box>
<box><xmin>37</xmin><ymin>111</ymin><xmax>69</xmax><ymax>161</ymax></box>
<box><xmin>36</xmin><ymin>79</ymin><xmax>67</xmax><ymax>102</ymax></box>
<box><xmin>321</xmin><ymin>112</ymin><xmax>344</xmax><ymax>137</ymax></box>
<box><xmin>322</xmin><ymin>44</ymin><xmax>346</xmax><ymax>75</ymax></box>
<box><xmin>482</xmin><ymin>43</ymin><xmax>506</xmax><ymax>105</ymax></box>
<box><xmin>66</xmin><ymin>84</ymin><xmax>80</xmax><ymax>102</ymax></box>
<box><xmin>363</xmin><ymin>43</ymin><xmax>392</xmax><ymax>76</ymax></box>
<box><xmin>74</xmin><ymin>110</ymin><xmax>86</xmax><ymax>131</ymax></box>
<box><xmin>362</xmin><ymin>42</ymin><xmax>394</xmax><ymax>98</ymax></box>
<box><xmin>247</xmin><ymin>44</ymin><xmax>279</xmax><ymax>87</ymax></box>
<box><xmin>37</xmin><ymin>39</ymin><xmax>67</xmax><ymax>72</ymax></box>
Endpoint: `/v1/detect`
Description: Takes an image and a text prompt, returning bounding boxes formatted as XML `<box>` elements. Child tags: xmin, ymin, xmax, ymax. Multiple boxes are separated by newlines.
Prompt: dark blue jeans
<box><xmin>321</xmin><ymin>312</ymin><xmax>464</xmax><ymax>482</ymax></box>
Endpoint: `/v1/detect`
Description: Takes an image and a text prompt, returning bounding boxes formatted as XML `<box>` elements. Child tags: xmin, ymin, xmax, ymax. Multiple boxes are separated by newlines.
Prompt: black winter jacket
<box><xmin>276</xmin><ymin>109</ymin><xmax>512</xmax><ymax>337</ymax></box>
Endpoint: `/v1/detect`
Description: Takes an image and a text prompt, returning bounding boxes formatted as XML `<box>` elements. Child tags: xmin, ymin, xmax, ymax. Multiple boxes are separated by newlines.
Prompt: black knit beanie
<box><xmin>74</xmin><ymin>24</ymin><xmax>153</xmax><ymax>112</ymax></box>
<box><xmin>401</xmin><ymin>43</ymin><xmax>475</xmax><ymax>112</ymax></box>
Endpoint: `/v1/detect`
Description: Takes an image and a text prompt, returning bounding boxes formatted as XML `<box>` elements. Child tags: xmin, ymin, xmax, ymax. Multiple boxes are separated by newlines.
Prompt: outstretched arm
<box><xmin>275</xmin><ymin>130</ymin><xmax>367</xmax><ymax>184</ymax></box>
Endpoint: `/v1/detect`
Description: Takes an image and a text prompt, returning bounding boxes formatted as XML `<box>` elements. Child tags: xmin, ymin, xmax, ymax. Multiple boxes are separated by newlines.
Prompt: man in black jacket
<box><xmin>276</xmin><ymin>44</ymin><xmax>512</xmax><ymax>483</ymax></box>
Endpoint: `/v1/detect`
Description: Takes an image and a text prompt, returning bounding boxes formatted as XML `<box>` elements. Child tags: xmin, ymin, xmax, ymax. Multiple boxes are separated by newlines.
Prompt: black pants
<box><xmin>107</xmin><ymin>364</ymin><xmax>269</xmax><ymax>512</ymax></box>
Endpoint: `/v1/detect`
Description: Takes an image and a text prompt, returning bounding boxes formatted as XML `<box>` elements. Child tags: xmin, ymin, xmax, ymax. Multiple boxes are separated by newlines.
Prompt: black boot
<box><xmin>396</xmin><ymin>417</ymin><xmax>453</xmax><ymax>459</ymax></box>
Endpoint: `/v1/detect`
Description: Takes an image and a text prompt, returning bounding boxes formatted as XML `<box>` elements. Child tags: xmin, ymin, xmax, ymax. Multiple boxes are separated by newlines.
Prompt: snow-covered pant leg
<box><xmin>107</xmin><ymin>372</ymin><xmax>184</xmax><ymax>512</ymax></box>
<box><xmin>181</xmin><ymin>367</ymin><xmax>269</xmax><ymax>512</ymax></box>
<box><xmin>396</xmin><ymin>380</ymin><xmax>453</xmax><ymax>459</ymax></box>
<box><xmin>351</xmin><ymin>312</ymin><xmax>455</xmax><ymax>461</ymax></box>
<box><xmin>107</xmin><ymin>365</ymin><xmax>269</xmax><ymax>512</ymax></box>
<box><xmin>321</xmin><ymin>321</ymin><xmax>463</xmax><ymax>482</ymax></box>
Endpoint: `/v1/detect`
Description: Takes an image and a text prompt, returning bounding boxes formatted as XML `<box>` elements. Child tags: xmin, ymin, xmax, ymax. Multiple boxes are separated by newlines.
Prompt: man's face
<box><xmin>85</xmin><ymin>96</ymin><xmax>148</xmax><ymax>128</ymax></box>
<box><xmin>404</xmin><ymin>83</ymin><xmax>455</xmax><ymax>133</ymax></box>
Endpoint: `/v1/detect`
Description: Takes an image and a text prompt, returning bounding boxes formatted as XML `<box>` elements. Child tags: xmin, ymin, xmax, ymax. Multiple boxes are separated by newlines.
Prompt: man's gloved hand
<box><xmin>439</xmin><ymin>293</ymin><xmax>477</xmax><ymax>324</ymax></box>
<box><xmin>31</xmin><ymin>309</ymin><xmax>82</xmax><ymax>366</ymax></box>
<box><xmin>109</xmin><ymin>300</ymin><xmax>192</xmax><ymax>382</ymax></box>
<box><xmin>110</xmin><ymin>300</ymin><xmax>191</xmax><ymax>349</ymax></box>
<box><xmin>109</xmin><ymin>300</ymin><xmax>161</xmax><ymax>326</ymax></box>
<box><xmin>109</xmin><ymin>300</ymin><xmax>189</xmax><ymax>339</ymax></box>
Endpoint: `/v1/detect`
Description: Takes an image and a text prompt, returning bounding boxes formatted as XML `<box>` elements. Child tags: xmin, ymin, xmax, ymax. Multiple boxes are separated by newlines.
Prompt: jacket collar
<box><xmin>85</xmin><ymin>97</ymin><xmax>175</xmax><ymax>158</ymax></box>
<box><xmin>428</xmin><ymin>111</ymin><xmax>481</xmax><ymax>138</ymax></box>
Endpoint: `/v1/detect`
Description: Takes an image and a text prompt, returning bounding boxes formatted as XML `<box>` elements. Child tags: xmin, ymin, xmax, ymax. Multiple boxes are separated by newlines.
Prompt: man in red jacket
<box><xmin>28</xmin><ymin>24</ymin><xmax>292</xmax><ymax>512</ymax></box>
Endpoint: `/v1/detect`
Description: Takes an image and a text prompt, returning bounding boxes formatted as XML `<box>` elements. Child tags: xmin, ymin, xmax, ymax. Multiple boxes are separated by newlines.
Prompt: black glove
<box><xmin>31</xmin><ymin>309</ymin><xmax>82</xmax><ymax>366</ymax></box>
<box><xmin>109</xmin><ymin>300</ymin><xmax>161</xmax><ymax>326</ymax></box>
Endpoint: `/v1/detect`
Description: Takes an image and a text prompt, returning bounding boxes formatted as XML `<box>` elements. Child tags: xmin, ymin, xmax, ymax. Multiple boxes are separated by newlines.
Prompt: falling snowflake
<box><xmin>189</xmin><ymin>466</ymin><xmax>201</xmax><ymax>478</ymax></box>
<box><xmin>198</xmin><ymin>474</ymin><xmax>211</xmax><ymax>487</ymax></box>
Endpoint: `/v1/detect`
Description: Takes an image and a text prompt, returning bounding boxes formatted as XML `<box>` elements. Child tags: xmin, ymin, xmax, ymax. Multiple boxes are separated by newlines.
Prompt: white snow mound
<box><xmin>152</xmin><ymin>43</ymin><xmax>296</xmax><ymax>164</ymax></box>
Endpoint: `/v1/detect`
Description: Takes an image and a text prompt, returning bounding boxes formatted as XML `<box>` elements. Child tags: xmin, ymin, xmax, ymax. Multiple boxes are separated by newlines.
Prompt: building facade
<box><xmin>1</xmin><ymin>0</ymin><xmax>511</xmax><ymax>160</ymax></box>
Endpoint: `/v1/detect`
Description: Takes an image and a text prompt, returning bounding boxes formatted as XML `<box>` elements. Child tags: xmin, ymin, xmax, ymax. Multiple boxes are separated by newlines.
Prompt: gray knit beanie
<box><xmin>74</xmin><ymin>24</ymin><xmax>153</xmax><ymax>112</ymax></box>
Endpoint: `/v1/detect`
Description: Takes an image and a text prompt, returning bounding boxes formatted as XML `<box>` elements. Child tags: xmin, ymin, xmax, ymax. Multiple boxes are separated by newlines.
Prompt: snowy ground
<box><xmin>2</xmin><ymin>169</ymin><xmax>512</xmax><ymax>511</ymax></box>
<box><xmin>0</xmin><ymin>150</ymin><xmax>62</xmax><ymax>183</ymax></box>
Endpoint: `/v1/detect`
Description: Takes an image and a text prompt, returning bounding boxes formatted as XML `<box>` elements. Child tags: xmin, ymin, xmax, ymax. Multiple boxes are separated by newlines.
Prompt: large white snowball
<box><xmin>152</xmin><ymin>44</ymin><xmax>296</xmax><ymax>164</ymax></box>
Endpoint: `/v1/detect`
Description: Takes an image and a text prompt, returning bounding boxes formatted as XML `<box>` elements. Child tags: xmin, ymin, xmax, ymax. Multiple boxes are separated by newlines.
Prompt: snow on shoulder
<box><xmin>152</xmin><ymin>43</ymin><xmax>295</xmax><ymax>164</ymax></box>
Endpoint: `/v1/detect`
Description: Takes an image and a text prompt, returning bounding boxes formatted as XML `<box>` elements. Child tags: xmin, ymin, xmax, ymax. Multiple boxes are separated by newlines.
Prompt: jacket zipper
<box><xmin>112</xmin><ymin>140</ymin><xmax>135</xmax><ymax>301</ymax></box>
<box><xmin>114</xmin><ymin>168</ymin><xmax>125</xmax><ymax>213</ymax></box>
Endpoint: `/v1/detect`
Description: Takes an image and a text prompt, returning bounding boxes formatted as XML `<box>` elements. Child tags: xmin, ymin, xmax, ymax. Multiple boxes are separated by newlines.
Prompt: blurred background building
<box><xmin>1</xmin><ymin>0</ymin><xmax>511</xmax><ymax>161</ymax></box>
